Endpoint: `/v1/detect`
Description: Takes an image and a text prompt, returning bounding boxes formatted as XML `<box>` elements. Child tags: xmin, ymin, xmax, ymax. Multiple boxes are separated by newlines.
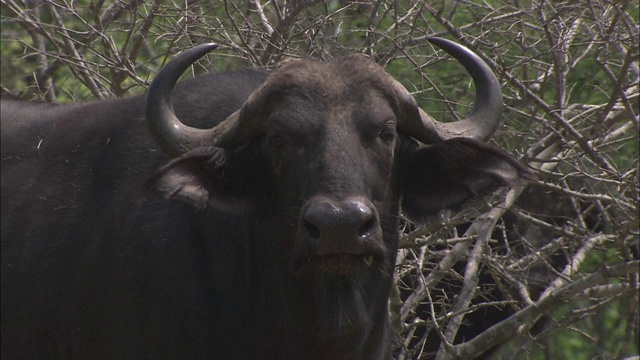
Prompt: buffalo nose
<box><xmin>301</xmin><ymin>197</ymin><xmax>380</xmax><ymax>253</ymax></box>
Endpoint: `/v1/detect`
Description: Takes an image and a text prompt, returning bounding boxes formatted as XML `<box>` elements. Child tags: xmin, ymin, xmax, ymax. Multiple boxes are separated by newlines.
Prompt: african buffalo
<box><xmin>1</xmin><ymin>38</ymin><xmax>534</xmax><ymax>359</ymax></box>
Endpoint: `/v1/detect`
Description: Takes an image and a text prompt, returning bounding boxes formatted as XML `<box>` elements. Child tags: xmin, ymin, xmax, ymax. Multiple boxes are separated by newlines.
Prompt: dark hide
<box><xmin>1</xmin><ymin>56</ymin><xmax>532</xmax><ymax>359</ymax></box>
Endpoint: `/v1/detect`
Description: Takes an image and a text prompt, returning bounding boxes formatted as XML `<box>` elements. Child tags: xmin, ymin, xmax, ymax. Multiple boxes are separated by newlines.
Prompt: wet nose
<box><xmin>301</xmin><ymin>197</ymin><xmax>380</xmax><ymax>254</ymax></box>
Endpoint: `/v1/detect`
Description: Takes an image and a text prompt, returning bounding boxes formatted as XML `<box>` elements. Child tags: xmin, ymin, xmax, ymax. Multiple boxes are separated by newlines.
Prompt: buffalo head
<box><xmin>143</xmin><ymin>38</ymin><xmax>533</xmax><ymax>355</ymax></box>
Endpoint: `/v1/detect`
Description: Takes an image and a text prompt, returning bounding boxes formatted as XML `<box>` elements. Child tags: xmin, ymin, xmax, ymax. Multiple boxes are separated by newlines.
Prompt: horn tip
<box><xmin>200</xmin><ymin>43</ymin><xmax>218</xmax><ymax>51</ymax></box>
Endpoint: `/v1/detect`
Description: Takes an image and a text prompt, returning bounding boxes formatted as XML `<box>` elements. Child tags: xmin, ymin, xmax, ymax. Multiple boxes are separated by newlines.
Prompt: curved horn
<box><xmin>147</xmin><ymin>44</ymin><xmax>267</xmax><ymax>156</ymax></box>
<box><xmin>146</xmin><ymin>43</ymin><xmax>219</xmax><ymax>157</ymax></box>
<box><xmin>396</xmin><ymin>37</ymin><xmax>503</xmax><ymax>143</ymax></box>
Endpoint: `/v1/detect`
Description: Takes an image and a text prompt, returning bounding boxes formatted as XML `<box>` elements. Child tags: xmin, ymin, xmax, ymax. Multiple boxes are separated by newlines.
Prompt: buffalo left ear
<box><xmin>141</xmin><ymin>146</ymin><xmax>260</xmax><ymax>215</ymax></box>
<box><xmin>400</xmin><ymin>138</ymin><xmax>536</xmax><ymax>221</ymax></box>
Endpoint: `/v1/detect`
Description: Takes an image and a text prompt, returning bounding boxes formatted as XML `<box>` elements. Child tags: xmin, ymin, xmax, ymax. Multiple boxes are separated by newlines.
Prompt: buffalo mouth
<box><xmin>293</xmin><ymin>253</ymin><xmax>382</xmax><ymax>332</ymax></box>
<box><xmin>295</xmin><ymin>253</ymin><xmax>376</xmax><ymax>276</ymax></box>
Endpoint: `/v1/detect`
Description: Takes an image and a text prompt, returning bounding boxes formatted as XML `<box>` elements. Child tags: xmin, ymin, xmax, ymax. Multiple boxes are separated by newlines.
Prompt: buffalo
<box><xmin>1</xmin><ymin>38</ymin><xmax>534</xmax><ymax>359</ymax></box>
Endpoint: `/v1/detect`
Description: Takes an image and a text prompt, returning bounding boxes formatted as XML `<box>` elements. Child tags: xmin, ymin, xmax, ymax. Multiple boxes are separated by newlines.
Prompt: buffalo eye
<box><xmin>269</xmin><ymin>134</ymin><xmax>286</xmax><ymax>150</ymax></box>
<box><xmin>378</xmin><ymin>122</ymin><xmax>396</xmax><ymax>144</ymax></box>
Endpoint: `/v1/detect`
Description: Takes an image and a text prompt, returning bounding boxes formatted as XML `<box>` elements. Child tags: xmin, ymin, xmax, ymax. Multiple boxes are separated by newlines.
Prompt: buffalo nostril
<box><xmin>304</xmin><ymin>220</ymin><xmax>321</xmax><ymax>240</ymax></box>
<box><xmin>358</xmin><ymin>216</ymin><xmax>377</xmax><ymax>238</ymax></box>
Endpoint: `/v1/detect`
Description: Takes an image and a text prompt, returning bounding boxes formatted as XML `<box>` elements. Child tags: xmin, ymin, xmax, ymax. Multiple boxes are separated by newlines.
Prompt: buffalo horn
<box><xmin>395</xmin><ymin>37</ymin><xmax>503</xmax><ymax>143</ymax></box>
<box><xmin>147</xmin><ymin>43</ymin><xmax>268</xmax><ymax>156</ymax></box>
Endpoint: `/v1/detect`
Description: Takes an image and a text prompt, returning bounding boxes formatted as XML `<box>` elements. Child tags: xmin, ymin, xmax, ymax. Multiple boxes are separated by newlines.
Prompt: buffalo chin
<box><xmin>294</xmin><ymin>259</ymin><xmax>380</xmax><ymax>333</ymax></box>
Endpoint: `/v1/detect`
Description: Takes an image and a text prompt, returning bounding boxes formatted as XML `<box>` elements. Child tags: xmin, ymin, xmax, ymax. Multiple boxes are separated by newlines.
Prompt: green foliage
<box><xmin>530</xmin><ymin>296</ymin><xmax>639</xmax><ymax>360</ymax></box>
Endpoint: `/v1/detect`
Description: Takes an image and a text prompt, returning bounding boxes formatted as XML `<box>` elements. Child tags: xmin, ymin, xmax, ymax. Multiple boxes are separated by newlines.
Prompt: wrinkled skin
<box><xmin>1</xmin><ymin>53</ymin><xmax>532</xmax><ymax>358</ymax></box>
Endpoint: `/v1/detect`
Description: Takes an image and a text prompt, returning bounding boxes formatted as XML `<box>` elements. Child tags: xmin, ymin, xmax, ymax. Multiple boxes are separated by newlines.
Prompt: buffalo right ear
<box><xmin>400</xmin><ymin>138</ymin><xmax>536</xmax><ymax>222</ymax></box>
<box><xmin>141</xmin><ymin>146</ymin><xmax>260</xmax><ymax>215</ymax></box>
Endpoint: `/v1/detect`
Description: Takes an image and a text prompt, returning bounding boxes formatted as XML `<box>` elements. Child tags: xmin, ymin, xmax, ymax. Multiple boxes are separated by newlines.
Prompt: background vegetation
<box><xmin>1</xmin><ymin>1</ymin><xmax>638</xmax><ymax>359</ymax></box>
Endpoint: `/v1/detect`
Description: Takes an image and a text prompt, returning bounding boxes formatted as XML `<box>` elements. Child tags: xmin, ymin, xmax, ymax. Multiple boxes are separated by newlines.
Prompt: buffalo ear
<box><xmin>141</xmin><ymin>146</ymin><xmax>259</xmax><ymax>215</ymax></box>
<box><xmin>400</xmin><ymin>138</ymin><xmax>536</xmax><ymax>221</ymax></box>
